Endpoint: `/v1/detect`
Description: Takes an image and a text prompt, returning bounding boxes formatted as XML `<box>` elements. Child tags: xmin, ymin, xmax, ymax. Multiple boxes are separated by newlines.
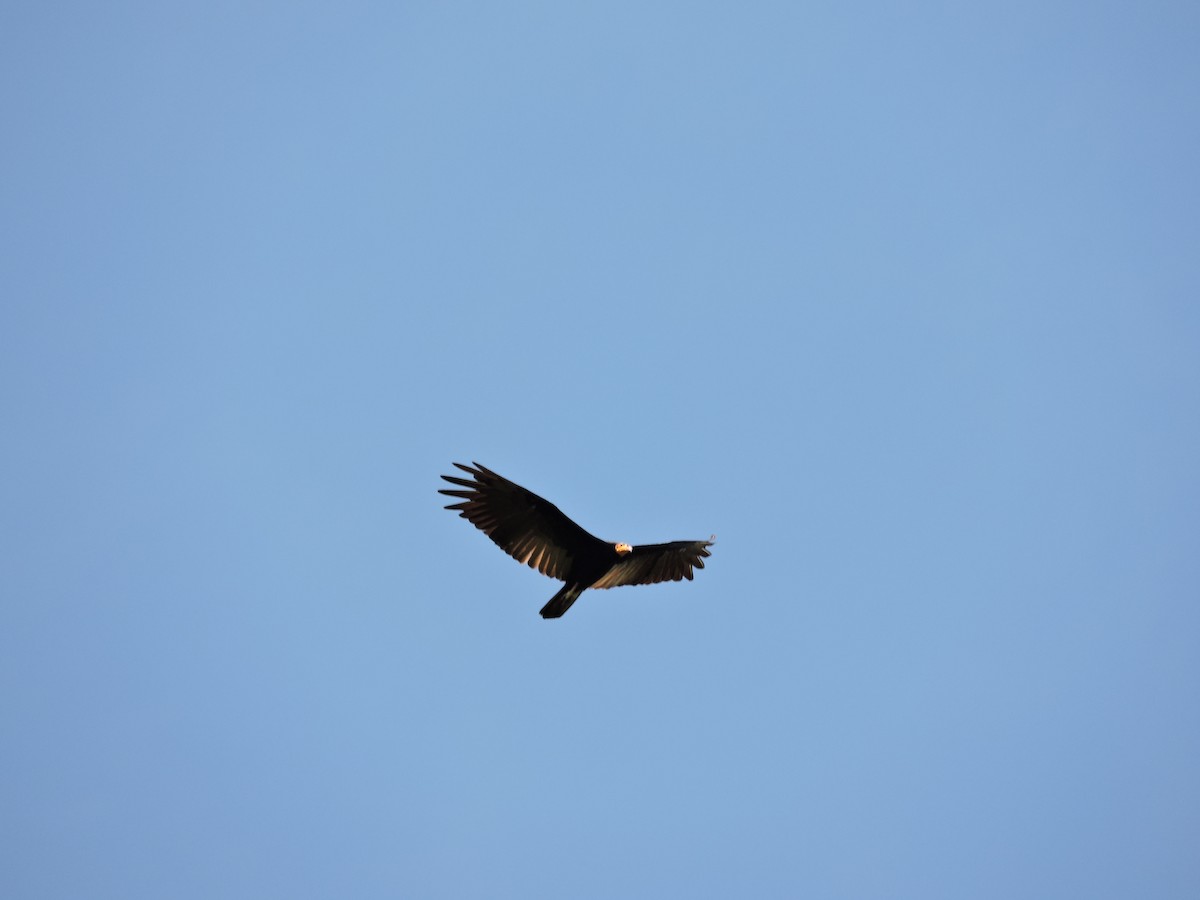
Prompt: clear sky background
<box><xmin>2</xmin><ymin>3</ymin><xmax>1198</xmax><ymax>898</ymax></box>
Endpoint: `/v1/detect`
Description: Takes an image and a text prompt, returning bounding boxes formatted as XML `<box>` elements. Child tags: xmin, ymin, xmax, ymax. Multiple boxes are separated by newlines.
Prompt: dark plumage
<box><xmin>439</xmin><ymin>462</ymin><xmax>714</xmax><ymax>618</ymax></box>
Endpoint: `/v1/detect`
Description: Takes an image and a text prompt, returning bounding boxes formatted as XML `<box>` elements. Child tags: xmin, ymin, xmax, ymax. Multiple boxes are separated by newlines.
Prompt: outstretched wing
<box><xmin>590</xmin><ymin>539</ymin><xmax>714</xmax><ymax>589</ymax></box>
<box><xmin>439</xmin><ymin>462</ymin><xmax>608</xmax><ymax>581</ymax></box>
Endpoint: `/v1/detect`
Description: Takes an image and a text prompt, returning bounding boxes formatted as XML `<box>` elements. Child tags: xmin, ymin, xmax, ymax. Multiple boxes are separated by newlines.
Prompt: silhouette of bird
<box><xmin>439</xmin><ymin>462</ymin><xmax>714</xmax><ymax>618</ymax></box>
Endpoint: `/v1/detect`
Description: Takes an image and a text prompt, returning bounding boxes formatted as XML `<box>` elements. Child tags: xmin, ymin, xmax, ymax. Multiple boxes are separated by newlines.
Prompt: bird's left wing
<box><xmin>439</xmin><ymin>462</ymin><xmax>608</xmax><ymax>581</ymax></box>
<box><xmin>590</xmin><ymin>539</ymin><xmax>714</xmax><ymax>589</ymax></box>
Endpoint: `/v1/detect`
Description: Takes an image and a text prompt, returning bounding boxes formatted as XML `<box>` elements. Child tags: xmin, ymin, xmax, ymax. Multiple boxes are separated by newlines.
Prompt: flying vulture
<box><xmin>439</xmin><ymin>462</ymin><xmax>714</xmax><ymax>618</ymax></box>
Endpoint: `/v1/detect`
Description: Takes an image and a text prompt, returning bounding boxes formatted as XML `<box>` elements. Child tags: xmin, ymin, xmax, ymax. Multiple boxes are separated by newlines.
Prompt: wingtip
<box><xmin>448</xmin><ymin>461</ymin><xmax>501</xmax><ymax>480</ymax></box>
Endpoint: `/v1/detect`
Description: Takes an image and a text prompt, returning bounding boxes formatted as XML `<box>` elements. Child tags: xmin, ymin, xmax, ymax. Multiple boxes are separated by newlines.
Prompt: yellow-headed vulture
<box><xmin>439</xmin><ymin>462</ymin><xmax>714</xmax><ymax>618</ymax></box>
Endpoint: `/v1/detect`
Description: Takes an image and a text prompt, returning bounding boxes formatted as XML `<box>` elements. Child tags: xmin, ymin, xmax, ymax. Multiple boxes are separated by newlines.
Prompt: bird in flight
<box><xmin>439</xmin><ymin>462</ymin><xmax>714</xmax><ymax>618</ymax></box>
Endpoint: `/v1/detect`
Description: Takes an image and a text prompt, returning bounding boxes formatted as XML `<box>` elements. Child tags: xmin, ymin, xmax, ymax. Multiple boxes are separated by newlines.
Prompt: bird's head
<box><xmin>614</xmin><ymin>542</ymin><xmax>633</xmax><ymax>555</ymax></box>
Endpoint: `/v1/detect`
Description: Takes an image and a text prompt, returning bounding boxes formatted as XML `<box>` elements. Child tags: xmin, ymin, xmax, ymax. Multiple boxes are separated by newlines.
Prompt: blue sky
<box><xmin>2</xmin><ymin>2</ymin><xmax>1198</xmax><ymax>897</ymax></box>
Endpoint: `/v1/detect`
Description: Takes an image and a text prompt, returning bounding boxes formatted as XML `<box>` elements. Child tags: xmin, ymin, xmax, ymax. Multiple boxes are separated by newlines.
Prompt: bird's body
<box><xmin>439</xmin><ymin>462</ymin><xmax>713</xmax><ymax>618</ymax></box>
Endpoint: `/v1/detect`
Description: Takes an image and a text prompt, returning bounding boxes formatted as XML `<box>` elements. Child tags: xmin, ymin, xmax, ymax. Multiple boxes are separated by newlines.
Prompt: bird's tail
<box><xmin>540</xmin><ymin>583</ymin><xmax>585</xmax><ymax>619</ymax></box>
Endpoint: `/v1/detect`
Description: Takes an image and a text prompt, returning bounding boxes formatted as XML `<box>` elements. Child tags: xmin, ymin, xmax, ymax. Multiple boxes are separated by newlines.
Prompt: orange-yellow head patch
<box><xmin>615</xmin><ymin>542</ymin><xmax>633</xmax><ymax>555</ymax></box>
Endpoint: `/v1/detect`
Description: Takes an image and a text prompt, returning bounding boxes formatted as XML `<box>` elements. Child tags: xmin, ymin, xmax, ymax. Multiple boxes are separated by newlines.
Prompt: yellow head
<box><xmin>614</xmin><ymin>542</ymin><xmax>633</xmax><ymax>555</ymax></box>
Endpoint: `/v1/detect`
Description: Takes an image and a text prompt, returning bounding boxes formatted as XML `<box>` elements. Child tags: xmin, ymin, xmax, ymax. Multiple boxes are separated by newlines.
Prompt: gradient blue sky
<box><xmin>3</xmin><ymin>3</ymin><xmax>1198</xmax><ymax>898</ymax></box>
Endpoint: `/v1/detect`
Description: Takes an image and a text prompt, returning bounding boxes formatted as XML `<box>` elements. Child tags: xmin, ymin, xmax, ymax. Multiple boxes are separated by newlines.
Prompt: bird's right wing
<box><xmin>590</xmin><ymin>539</ymin><xmax>714</xmax><ymax>589</ymax></box>
<box><xmin>439</xmin><ymin>462</ymin><xmax>607</xmax><ymax>581</ymax></box>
